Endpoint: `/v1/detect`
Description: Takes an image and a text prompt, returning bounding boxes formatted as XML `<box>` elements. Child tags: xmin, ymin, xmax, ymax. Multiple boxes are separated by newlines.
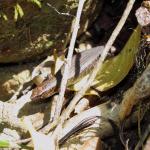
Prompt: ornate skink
<box><xmin>59</xmin><ymin>116</ymin><xmax>100</xmax><ymax>145</ymax></box>
<box><xmin>31</xmin><ymin>46</ymin><xmax>104</xmax><ymax>101</ymax></box>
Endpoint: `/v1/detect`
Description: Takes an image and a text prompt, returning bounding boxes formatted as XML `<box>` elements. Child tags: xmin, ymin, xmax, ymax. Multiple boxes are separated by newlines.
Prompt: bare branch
<box><xmin>47</xmin><ymin>3</ymin><xmax>74</xmax><ymax>17</ymax></box>
<box><xmin>54</xmin><ymin>0</ymin><xmax>86</xmax><ymax>119</ymax></box>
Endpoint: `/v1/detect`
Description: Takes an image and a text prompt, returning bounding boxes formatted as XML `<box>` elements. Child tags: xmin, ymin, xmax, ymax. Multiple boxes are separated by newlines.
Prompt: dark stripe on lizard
<box><xmin>59</xmin><ymin>115</ymin><xmax>118</xmax><ymax>145</ymax></box>
<box><xmin>31</xmin><ymin>46</ymin><xmax>104</xmax><ymax>101</ymax></box>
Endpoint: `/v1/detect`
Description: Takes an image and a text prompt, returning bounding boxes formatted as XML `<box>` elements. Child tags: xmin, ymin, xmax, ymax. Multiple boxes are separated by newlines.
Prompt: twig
<box><xmin>51</xmin><ymin>0</ymin><xmax>86</xmax><ymax>146</ymax></box>
<box><xmin>54</xmin><ymin>0</ymin><xmax>86</xmax><ymax>119</ymax></box>
<box><xmin>52</xmin><ymin>0</ymin><xmax>136</xmax><ymax>142</ymax></box>
<box><xmin>14</xmin><ymin>100</ymin><xmax>150</xmax><ymax>147</ymax></box>
<box><xmin>62</xmin><ymin>0</ymin><xmax>135</xmax><ymax>122</ymax></box>
<box><xmin>47</xmin><ymin>3</ymin><xmax>74</xmax><ymax>17</ymax></box>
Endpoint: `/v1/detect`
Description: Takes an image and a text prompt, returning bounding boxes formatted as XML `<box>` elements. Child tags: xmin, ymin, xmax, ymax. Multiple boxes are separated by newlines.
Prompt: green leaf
<box><xmin>0</xmin><ymin>12</ymin><xmax>8</xmax><ymax>21</ymax></box>
<box><xmin>28</xmin><ymin>0</ymin><xmax>42</xmax><ymax>8</ymax></box>
<box><xmin>16</xmin><ymin>3</ymin><xmax>24</xmax><ymax>18</ymax></box>
<box><xmin>0</xmin><ymin>140</ymin><xmax>10</xmax><ymax>148</ymax></box>
<box><xmin>93</xmin><ymin>26</ymin><xmax>141</xmax><ymax>92</ymax></box>
<box><xmin>69</xmin><ymin>26</ymin><xmax>141</xmax><ymax>95</ymax></box>
<box><xmin>14</xmin><ymin>5</ymin><xmax>18</xmax><ymax>21</ymax></box>
<box><xmin>0</xmin><ymin>138</ymin><xmax>20</xmax><ymax>149</ymax></box>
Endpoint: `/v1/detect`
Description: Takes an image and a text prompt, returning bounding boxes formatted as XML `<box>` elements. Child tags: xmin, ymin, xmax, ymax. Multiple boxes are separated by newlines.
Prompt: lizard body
<box><xmin>31</xmin><ymin>46</ymin><xmax>104</xmax><ymax>101</ymax></box>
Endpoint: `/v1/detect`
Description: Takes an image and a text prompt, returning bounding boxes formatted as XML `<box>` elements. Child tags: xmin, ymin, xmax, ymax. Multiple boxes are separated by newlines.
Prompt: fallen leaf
<box><xmin>80</xmin><ymin>137</ymin><xmax>102</xmax><ymax>150</ymax></box>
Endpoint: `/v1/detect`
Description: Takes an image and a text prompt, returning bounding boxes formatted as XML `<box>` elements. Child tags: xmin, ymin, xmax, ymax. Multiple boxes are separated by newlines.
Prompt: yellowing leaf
<box><xmin>93</xmin><ymin>26</ymin><xmax>141</xmax><ymax>92</ymax></box>
<box><xmin>69</xmin><ymin>26</ymin><xmax>141</xmax><ymax>94</ymax></box>
<box><xmin>0</xmin><ymin>140</ymin><xmax>10</xmax><ymax>148</ymax></box>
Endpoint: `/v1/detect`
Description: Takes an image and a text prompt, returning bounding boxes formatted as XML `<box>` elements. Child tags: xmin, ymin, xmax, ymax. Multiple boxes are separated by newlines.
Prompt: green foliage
<box><xmin>93</xmin><ymin>26</ymin><xmax>141</xmax><ymax>92</ymax></box>
<box><xmin>0</xmin><ymin>139</ymin><xmax>21</xmax><ymax>149</ymax></box>
<box><xmin>0</xmin><ymin>12</ymin><xmax>8</xmax><ymax>20</ymax></box>
<box><xmin>0</xmin><ymin>140</ymin><xmax>10</xmax><ymax>148</ymax></box>
<box><xmin>27</xmin><ymin>0</ymin><xmax>42</xmax><ymax>8</ymax></box>
<box><xmin>69</xmin><ymin>26</ymin><xmax>141</xmax><ymax>95</ymax></box>
<box><xmin>0</xmin><ymin>0</ymin><xmax>42</xmax><ymax>21</ymax></box>
<box><xmin>14</xmin><ymin>3</ymin><xmax>24</xmax><ymax>21</ymax></box>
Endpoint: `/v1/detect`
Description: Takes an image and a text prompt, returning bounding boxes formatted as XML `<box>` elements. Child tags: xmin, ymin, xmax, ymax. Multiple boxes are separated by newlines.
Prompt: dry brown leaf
<box><xmin>80</xmin><ymin>137</ymin><xmax>102</xmax><ymax>150</ymax></box>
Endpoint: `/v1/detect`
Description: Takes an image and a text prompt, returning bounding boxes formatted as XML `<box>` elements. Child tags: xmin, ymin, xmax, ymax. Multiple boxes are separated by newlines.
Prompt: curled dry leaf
<box><xmin>32</xmin><ymin>53</ymin><xmax>64</xmax><ymax>86</ymax></box>
<box><xmin>31</xmin><ymin>55</ymin><xmax>56</xmax><ymax>81</ymax></box>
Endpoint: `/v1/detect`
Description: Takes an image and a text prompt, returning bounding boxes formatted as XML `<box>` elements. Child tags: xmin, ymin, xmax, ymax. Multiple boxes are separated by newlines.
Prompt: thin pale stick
<box><xmin>54</xmin><ymin>0</ymin><xmax>86</xmax><ymax>119</ymax></box>
<box><xmin>52</xmin><ymin>0</ymin><xmax>86</xmax><ymax>145</ymax></box>
<box><xmin>52</xmin><ymin>0</ymin><xmax>136</xmax><ymax>140</ymax></box>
